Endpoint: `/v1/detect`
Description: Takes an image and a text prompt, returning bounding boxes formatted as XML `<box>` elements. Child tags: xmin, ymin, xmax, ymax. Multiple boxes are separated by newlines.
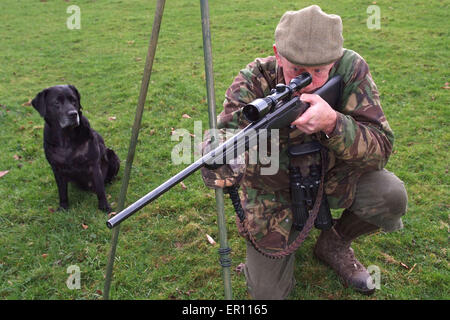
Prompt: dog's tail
<box><xmin>105</xmin><ymin>148</ymin><xmax>120</xmax><ymax>183</ymax></box>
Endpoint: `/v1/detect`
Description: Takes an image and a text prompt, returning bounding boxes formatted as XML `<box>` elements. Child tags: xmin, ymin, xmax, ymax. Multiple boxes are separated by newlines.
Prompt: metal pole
<box><xmin>103</xmin><ymin>0</ymin><xmax>166</xmax><ymax>300</ymax></box>
<box><xmin>200</xmin><ymin>0</ymin><xmax>233</xmax><ymax>300</ymax></box>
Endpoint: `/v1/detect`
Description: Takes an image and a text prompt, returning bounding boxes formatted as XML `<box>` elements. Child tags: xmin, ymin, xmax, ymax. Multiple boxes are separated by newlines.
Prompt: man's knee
<box><xmin>381</xmin><ymin>171</ymin><xmax>408</xmax><ymax>218</ymax></box>
<box><xmin>351</xmin><ymin>169</ymin><xmax>408</xmax><ymax>231</ymax></box>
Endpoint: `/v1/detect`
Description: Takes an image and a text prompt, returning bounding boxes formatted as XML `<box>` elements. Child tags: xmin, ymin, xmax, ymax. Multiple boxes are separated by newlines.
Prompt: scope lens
<box><xmin>289</xmin><ymin>72</ymin><xmax>312</xmax><ymax>91</ymax></box>
<box><xmin>243</xmin><ymin>105</ymin><xmax>259</xmax><ymax>122</ymax></box>
<box><xmin>243</xmin><ymin>98</ymin><xmax>271</xmax><ymax>122</ymax></box>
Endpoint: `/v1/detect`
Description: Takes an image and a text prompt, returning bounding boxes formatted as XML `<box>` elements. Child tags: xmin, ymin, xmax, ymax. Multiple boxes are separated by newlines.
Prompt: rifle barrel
<box><xmin>106</xmin><ymin>123</ymin><xmax>256</xmax><ymax>228</ymax></box>
<box><xmin>106</xmin><ymin>157</ymin><xmax>204</xmax><ymax>228</ymax></box>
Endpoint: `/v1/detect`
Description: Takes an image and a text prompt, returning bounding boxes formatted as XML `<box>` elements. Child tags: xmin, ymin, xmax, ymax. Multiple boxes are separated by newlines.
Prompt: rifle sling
<box><xmin>226</xmin><ymin>146</ymin><xmax>328</xmax><ymax>259</ymax></box>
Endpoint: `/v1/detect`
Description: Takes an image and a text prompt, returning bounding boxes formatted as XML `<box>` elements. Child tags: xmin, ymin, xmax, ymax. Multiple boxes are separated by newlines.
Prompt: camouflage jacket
<box><xmin>207</xmin><ymin>49</ymin><xmax>394</xmax><ymax>251</ymax></box>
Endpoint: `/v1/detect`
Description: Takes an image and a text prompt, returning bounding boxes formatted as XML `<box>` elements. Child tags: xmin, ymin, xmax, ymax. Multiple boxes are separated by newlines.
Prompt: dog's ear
<box><xmin>31</xmin><ymin>89</ymin><xmax>48</xmax><ymax>118</ymax></box>
<box><xmin>68</xmin><ymin>85</ymin><xmax>82</xmax><ymax>111</ymax></box>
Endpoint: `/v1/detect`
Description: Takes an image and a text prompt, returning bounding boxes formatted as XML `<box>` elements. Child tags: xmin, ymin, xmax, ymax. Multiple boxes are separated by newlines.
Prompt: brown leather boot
<box><xmin>313</xmin><ymin>210</ymin><xmax>379</xmax><ymax>295</ymax></box>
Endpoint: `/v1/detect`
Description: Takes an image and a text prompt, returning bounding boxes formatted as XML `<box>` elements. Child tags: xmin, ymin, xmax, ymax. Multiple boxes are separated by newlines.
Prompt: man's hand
<box><xmin>291</xmin><ymin>93</ymin><xmax>337</xmax><ymax>135</ymax></box>
<box><xmin>200</xmin><ymin>134</ymin><xmax>246</xmax><ymax>189</ymax></box>
<box><xmin>200</xmin><ymin>162</ymin><xmax>245</xmax><ymax>189</ymax></box>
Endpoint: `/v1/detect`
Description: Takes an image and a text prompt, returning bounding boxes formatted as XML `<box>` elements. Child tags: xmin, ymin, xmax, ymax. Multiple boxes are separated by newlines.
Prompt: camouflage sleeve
<box><xmin>217</xmin><ymin>57</ymin><xmax>277</xmax><ymax>130</ymax></box>
<box><xmin>319</xmin><ymin>50</ymin><xmax>394</xmax><ymax>170</ymax></box>
<box><xmin>200</xmin><ymin>57</ymin><xmax>278</xmax><ymax>188</ymax></box>
<box><xmin>199</xmin><ymin>128</ymin><xmax>246</xmax><ymax>189</ymax></box>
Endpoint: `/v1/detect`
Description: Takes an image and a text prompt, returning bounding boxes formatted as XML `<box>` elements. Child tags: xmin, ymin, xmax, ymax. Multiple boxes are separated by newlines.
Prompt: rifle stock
<box><xmin>106</xmin><ymin>74</ymin><xmax>342</xmax><ymax>228</ymax></box>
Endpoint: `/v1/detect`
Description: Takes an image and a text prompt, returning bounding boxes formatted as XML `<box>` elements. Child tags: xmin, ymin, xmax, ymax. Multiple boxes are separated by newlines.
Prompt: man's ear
<box><xmin>273</xmin><ymin>44</ymin><xmax>283</xmax><ymax>67</ymax></box>
<box><xmin>68</xmin><ymin>85</ymin><xmax>82</xmax><ymax>111</ymax></box>
<box><xmin>31</xmin><ymin>89</ymin><xmax>48</xmax><ymax>118</ymax></box>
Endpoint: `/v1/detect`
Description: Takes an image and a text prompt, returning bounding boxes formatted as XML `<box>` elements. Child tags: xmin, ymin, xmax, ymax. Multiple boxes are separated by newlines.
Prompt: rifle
<box><xmin>106</xmin><ymin>72</ymin><xmax>342</xmax><ymax>229</ymax></box>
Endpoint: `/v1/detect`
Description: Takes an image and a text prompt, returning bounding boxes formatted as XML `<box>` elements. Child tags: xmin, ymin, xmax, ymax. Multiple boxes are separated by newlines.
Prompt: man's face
<box><xmin>274</xmin><ymin>45</ymin><xmax>334</xmax><ymax>94</ymax></box>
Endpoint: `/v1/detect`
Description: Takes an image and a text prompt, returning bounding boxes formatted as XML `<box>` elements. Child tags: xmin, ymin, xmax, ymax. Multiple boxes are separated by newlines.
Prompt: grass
<box><xmin>0</xmin><ymin>0</ymin><xmax>448</xmax><ymax>300</ymax></box>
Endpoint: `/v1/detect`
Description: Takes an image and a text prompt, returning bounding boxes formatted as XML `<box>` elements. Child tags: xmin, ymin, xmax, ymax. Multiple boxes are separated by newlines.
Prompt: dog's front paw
<box><xmin>57</xmin><ymin>204</ymin><xmax>69</xmax><ymax>212</ymax></box>
<box><xmin>99</xmin><ymin>203</ymin><xmax>112</xmax><ymax>213</ymax></box>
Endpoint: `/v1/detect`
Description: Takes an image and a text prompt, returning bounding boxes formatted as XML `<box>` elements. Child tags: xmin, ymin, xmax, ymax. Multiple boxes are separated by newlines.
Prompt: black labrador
<box><xmin>32</xmin><ymin>85</ymin><xmax>120</xmax><ymax>212</ymax></box>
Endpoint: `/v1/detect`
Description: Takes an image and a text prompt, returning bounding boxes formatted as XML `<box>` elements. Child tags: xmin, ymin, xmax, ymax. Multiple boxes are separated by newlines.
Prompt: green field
<box><xmin>0</xmin><ymin>0</ymin><xmax>448</xmax><ymax>300</ymax></box>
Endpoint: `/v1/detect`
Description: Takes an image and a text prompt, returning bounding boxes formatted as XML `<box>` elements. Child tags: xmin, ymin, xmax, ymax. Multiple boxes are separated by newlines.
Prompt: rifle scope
<box><xmin>243</xmin><ymin>72</ymin><xmax>312</xmax><ymax>122</ymax></box>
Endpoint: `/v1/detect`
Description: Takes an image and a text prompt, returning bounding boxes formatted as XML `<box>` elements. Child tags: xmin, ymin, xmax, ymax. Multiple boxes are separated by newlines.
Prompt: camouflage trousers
<box><xmin>243</xmin><ymin>169</ymin><xmax>408</xmax><ymax>300</ymax></box>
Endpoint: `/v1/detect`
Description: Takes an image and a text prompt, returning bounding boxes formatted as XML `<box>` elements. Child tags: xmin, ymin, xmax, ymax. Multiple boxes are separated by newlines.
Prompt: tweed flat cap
<box><xmin>275</xmin><ymin>5</ymin><xmax>344</xmax><ymax>66</ymax></box>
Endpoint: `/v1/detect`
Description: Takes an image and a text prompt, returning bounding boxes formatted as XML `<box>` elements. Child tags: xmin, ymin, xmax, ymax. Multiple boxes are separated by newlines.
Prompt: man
<box><xmin>201</xmin><ymin>5</ymin><xmax>407</xmax><ymax>299</ymax></box>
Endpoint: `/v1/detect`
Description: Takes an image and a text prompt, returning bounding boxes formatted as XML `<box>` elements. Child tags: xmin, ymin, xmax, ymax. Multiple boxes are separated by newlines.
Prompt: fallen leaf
<box><xmin>206</xmin><ymin>234</ymin><xmax>216</xmax><ymax>245</ymax></box>
<box><xmin>380</xmin><ymin>252</ymin><xmax>409</xmax><ymax>269</ymax></box>
<box><xmin>42</xmin><ymin>254</ymin><xmax>48</xmax><ymax>259</ymax></box>
<box><xmin>48</xmin><ymin>207</ymin><xmax>55</xmax><ymax>213</ymax></box>
<box><xmin>380</xmin><ymin>252</ymin><xmax>398</xmax><ymax>264</ymax></box>
<box><xmin>185</xmin><ymin>289</ymin><xmax>194</xmax><ymax>296</ymax></box>
<box><xmin>107</xmin><ymin>212</ymin><xmax>117</xmax><ymax>218</ymax></box>
<box><xmin>175</xmin><ymin>242</ymin><xmax>183</xmax><ymax>249</ymax></box>
<box><xmin>0</xmin><ymin>171</ymin><xmax>9</xmax><ymax>178</ymax></box>
<box><xmin>22</xmin><ymin>99</ymin><xmax>32</xmax><ymax>106</ymax></box>
<box><xmin>235</xmin><ymin>263</ymin><xmax>246</xmax><ymax>275</ymax></box>
<box><xmin>82</xmin><ymin>223</ymin><xmax>88</xmax><ymax>230</ymax></box>
<box><xmin>108</xmin><ymin>116</ymin><xmax>116</xmax><ymax>121</ymax></box>
<box><xmin>96</xmin><ymin>290</ymin><xmax>103</xmax><ymax>295</ymax></box>
<box><xmin>442</xmin><ymin>82</ymin><xmax>450</xmax><ymax>89</ymax></box>
<box><xmin>182</xmin><ymin>114</ymin><xmax>191</xmax><ymax>119</ymax></box>
<box><xmin>180</xmin><ymin>181</ymin><xmax>187</xmax><ymax>189</ymax></box>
